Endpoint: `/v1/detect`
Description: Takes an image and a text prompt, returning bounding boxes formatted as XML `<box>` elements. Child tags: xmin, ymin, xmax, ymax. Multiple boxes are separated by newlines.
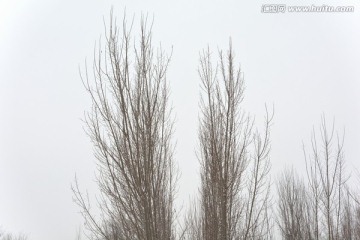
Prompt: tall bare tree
<box><xmin>186</xmin><ymin>43</ymin><xmax>273</xmax><ymax>240</ymax></box>
<box><xmin>73</xmin><ymin>11</ymin><xmax>176</xmax><ymax>240</ymax></box>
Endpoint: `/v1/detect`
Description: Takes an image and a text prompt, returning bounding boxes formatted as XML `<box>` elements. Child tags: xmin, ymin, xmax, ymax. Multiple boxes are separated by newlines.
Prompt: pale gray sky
<box><xmin>0</xmin><ymin>0</ymin><xmax>359</xmax><ymax>239</ymax></box>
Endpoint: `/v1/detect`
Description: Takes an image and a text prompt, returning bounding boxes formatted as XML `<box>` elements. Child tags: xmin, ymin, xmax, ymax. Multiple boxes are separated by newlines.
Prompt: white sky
<box><xmin>0</xmin><ymin>0</ymin><xmax>359</xmax><ymax>239</ymax></box>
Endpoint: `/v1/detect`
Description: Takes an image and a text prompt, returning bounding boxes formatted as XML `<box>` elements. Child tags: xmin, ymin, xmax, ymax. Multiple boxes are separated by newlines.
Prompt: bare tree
<box><xmin>355</xmin><ymin>205</ymin><xmax>360</xmax><ymax>239</ymax></box>
<box><xmin>73</xmin><ymin>11</ymin><xmax>176</xmax><ymax>240</ymax></box>
<box><xmin>0</xmin><ymin>230</ymin><xmax>27</xmax><ymax>240</ymax></box>
<box><xmin>277</xmin><ymin>117</ymin><xmax>348</xmax><ymax>240</ymax></box>
<box><xmin>276</xmin><ymin>168</ymin><xmax>311</xmax><ymax>240</ymax></box>
<box><xmin>275</xmin><ymin>117</ymin><xmax>360</xmax><ymax>240</ymax></box>
<box><xmin>354</xmin><ymin>171</ymin><xmax>360</xmax><ymax>239</ymax></box>
<box><xmin>243</xmin><ymin>110</ymin><xmax>272</xmax><ymax>240</ymax></box>
<box><xmin>341</xmin><ymin>189</ymin><xmax>355</xmax><ymax>239</ymax></box>
<box><xmin>0</xmin><ymin>235</ymin><xmax>27</xmax><ymax>240</ymax></box>
<box><xmin>303</xmin><ymin>117</ymin><xmax>345</xmax><ymax>240</ymax></box>
<box><xmin>340</xmin><ymin>172</ymin><xmax>360</xmax><ymax>240</ymax></box>
<box><xmin>186</xmin><ymin>43</ymin><xmax>273</xmax><ymax>240</ymax></box>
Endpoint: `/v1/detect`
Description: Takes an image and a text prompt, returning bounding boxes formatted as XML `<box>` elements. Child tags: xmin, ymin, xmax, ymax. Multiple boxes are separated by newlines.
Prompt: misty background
<box><xmin>0</xmin><ymin>0</ymin><xmax>359</xmax><ymax>239</ymax></box>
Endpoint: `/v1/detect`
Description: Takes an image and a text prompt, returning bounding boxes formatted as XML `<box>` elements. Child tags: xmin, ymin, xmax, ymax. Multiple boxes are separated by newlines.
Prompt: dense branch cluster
<box><xmin>185</xmin><ymin>46</ymin><xmax>272</xmax><ymax>240</ymax></box>
<box><xmin>73</xmin><ymin>13</ymin><xmax>175</xmax><ymax>240</ymax></box>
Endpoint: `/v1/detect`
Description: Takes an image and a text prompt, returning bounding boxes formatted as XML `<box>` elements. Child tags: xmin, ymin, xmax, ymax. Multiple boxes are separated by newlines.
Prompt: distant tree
<box><xmin>276</xmin><ymin>169</ymin><xmax>311</xmax><ymax>240</ymax></box>
<box><xmin>0</xmin><ymin>230</ymin><xmax>27</xmax><ymax>240</ymax></box>
<box><xmin>186</xmin><ymin>43</ymin><xmax>273</xmax><ymax>240</ymax></box>
<box><xmin>275</xmin><ymin>117</ymin><xmax>360</xmax><ymax>240</ymax></box>
<box><xmin>73</xmin><ymin>10</ymin><xmax>176</xmax><ymax>240</ymax></box>
<box><xmin>340</xmin><ymin>171</ymin><xmax>360</xmax><ymax>239</ymax></box>
<box><xmin>303</xmin><ymin>117</ymin><xmax>345</xmax><ymax>240</ymax></box>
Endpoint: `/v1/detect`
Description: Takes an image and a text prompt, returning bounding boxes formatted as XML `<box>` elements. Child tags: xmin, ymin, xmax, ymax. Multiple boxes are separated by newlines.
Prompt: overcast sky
<box><xmin>0</xmin><ymin>0</ymin><xmax>359</xmax><ymax>239</ymax></box>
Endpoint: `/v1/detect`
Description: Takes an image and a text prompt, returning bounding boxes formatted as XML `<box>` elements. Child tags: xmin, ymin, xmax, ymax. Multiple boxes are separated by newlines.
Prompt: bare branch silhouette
<box><xmin>276</xmin><ymin>117</ymin><xmax>358</xmax><ymax>240</ymax></box>
<box><xmin>276</xmin><ymin>168</ymin><xmax>311</xmax><ymax>240</ymax></box>
<box><xmin>73</xmin><ymin>10</ymin><xmax>176</xmax><ymax>240</ymax></box>
<box><xmin>186</xmin><ymin>43</ymin><xmax>273</xmax><ymax>240</ymax></box>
